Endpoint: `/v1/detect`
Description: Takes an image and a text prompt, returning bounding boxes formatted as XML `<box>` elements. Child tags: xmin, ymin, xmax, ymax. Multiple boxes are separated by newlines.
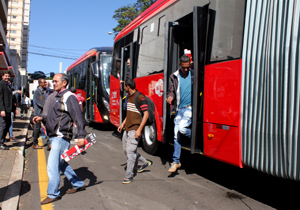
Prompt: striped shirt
<box><xmin>125</xmin><ymin>90</ymin><xmax>148</xmax><ymax>131</ymax></box>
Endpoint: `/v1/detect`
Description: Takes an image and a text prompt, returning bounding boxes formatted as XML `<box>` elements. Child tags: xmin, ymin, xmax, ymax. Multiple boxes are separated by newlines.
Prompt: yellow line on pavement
<box><xmin>37</xmin><ymin>138</ymin><xmax>53</xmax><ymax>210</ymax></box>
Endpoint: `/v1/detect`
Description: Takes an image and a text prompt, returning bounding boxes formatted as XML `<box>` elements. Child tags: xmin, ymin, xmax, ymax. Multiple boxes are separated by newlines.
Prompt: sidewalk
<box><xmin>0</xmin><ymin>108</ymin><xmax>30</xmax><ymax>210</ymax></box>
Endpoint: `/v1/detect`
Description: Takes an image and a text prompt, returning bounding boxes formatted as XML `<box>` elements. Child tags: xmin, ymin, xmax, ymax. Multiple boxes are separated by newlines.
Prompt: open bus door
<box><xmin>163</xmin><ymin>4</ymin><xmax>214</xmax><ymax>154</ymax></box>
<box><xmin>119</xmin><ymin>42</ymin><xmax>137</xmax><ymax>125</ymax></box>
<box><xmin>191</xmin><ymin>5</ymin><xmax>210</xmax><ymax>154</ymax></box>
<box><xmin>85</xmin><ymin>61</ymin><xmax>95</xmax><ymax>123</ymax></box>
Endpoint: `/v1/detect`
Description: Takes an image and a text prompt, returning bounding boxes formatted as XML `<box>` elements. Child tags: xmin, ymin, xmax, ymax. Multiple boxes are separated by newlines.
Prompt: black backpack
<box><xmin>134</xmin><ymin>92</ymin><xmax>155</xmax><ymax>126</ymax></box>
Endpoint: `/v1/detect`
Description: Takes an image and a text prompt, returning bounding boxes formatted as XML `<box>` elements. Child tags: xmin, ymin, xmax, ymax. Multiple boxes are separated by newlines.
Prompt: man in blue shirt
<box><xmin>167</xmin><ymin>55</ymin><xmax>193</xmax><ymax>172</ymax></box>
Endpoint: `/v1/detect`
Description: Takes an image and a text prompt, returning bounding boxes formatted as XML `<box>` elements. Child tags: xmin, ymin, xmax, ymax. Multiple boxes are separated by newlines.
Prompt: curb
<box><xmin>1</xmin><ymin>110</ymin><xmax>31</xmax><ymax>210</ymax></box>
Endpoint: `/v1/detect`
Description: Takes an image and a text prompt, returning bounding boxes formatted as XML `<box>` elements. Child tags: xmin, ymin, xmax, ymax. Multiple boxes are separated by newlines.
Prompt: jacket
<box><xmin>33</xmin><ymin>86</ymin><xmax>47</xmax><ymax>116</ymax></box>
<box><xmin>0</xmin><ymin>80</ymin><xmax>13</xmax><ymax>113</ymax></box>
<box><xmin>42</xmin><ymin>89</ymin><xmax>86</xmax><ymax>140</ymax></box>
<box><xmin>167</xmin><ymin>69</ymin><xmax>194</xmax><ymax>115</ymax></box>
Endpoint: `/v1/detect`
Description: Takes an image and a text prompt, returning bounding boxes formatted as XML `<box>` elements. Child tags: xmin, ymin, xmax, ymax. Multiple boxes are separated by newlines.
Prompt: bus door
<box><xmin>163</xmin><ymin>4</ymin><xmax>213</xmax><ymax>153</ymax></box>
<box><xmin>191</xmin><ymin>5</ymin><xmax>215</xmax><ymax>154</ymax></box>
<box><xmin>119</xmin><ymin>42</ymin><xmax>137</xmax><ymax>125</ymax></box>
<box><xmin>85</xmin><ymin>60</ymin><xmax>95</xmax><ymax>122</ymax></box>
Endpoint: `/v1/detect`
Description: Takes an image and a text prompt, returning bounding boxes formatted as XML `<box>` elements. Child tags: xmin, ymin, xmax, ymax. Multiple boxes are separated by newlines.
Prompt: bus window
<box><xmin>209</xmin><ymin>1</ymin><xmax>245</xmax><ymax>62</ymax></box>
<box><xmin>100</xmin><ymin>54</ymin><xmax>112</xmax><ymax>95</ymax></box>
<box><xmin>137</xmin><ymin>22</ymin><xmax>164</xmax><ymax>77</ymax></box>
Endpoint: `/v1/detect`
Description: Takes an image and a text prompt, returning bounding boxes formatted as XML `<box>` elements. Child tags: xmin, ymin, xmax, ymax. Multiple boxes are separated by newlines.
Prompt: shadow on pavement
<box><xmin>152</xmin><ymin>142</ymin><xmax>300</xmax><ymax>210</ymax></box>
<box><xmin>0</xmin><ymin>180</ymin><xmax>30</xmax><ymax>203</ymax></box>
<box><xmin>60</xmin><ymin>167</ymin><xmax>102</xmax><ymax>196</ymax></box>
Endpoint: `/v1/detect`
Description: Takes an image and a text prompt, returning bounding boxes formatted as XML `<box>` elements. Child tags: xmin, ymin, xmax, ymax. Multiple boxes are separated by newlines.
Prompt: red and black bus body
<box><xmin>110</xmin><ymin>0</ymin><xmax>300</xmax><ymax>180</ymax></box>
<box><xmin>67</xmin><ymin>47</ymin><xmax>112</xmax><ymax>124</ymax></box>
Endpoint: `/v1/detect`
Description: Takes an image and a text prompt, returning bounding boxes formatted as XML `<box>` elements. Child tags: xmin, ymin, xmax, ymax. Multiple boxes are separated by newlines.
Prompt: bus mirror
<box><xmin>91</xmin><ymin>61</ymin><xmax>100</xmax><ymax>78</ymax></box>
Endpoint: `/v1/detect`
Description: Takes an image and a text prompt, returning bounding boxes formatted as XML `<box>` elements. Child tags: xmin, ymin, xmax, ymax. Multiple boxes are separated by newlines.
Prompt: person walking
<box><xmin>167</xmin><ymin>55</ymin><xmax>193</xmax><ymax>173</ymax></box>
<box><xmin>33</xmin><ymin>73</ymin><xmax>87</xmax><ymax>205</ymax></box>
<box><xmin>0</xmin><ymin>73</ymin><xmax>13</xmax><ymax>150</ymax></box>
<box><xmin>117</xmin><ymin>78</ymin><xmax>152</xmax><ymax>184</ymax></box>
<box><xmin>20</xmin><ymin>94</ymin><xmax>31</xmax><ymax>119</ymax></box>
<box><xmin>32</xmin><ymin>78</ymin><xmax>48</xmax><ymax>149</ymax></box>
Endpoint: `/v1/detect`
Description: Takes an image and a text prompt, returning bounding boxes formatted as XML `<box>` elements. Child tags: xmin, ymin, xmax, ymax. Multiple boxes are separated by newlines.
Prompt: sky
<box><xmin>27</xmin><ymin>0</ymin><xmax>138</xmax><ymax>76</ymax></box>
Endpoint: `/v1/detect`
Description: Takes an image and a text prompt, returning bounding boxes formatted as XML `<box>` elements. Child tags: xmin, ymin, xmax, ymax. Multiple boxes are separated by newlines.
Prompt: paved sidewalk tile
<box><xmin>0</xmin><ymin>108</ymin><xmax>31</xmax><ymax>209</ymax></box>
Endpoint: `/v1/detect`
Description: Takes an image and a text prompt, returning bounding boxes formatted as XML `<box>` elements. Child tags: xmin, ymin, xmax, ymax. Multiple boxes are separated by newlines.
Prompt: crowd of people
<box><xmin>0</xmin><ymin>54</ymin><xmax>193</xmax><ymax>205</ymax></box>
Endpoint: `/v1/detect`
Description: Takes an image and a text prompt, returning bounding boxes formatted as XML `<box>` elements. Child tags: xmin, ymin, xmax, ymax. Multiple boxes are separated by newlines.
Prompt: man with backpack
<box><xmin>117</xmin><ymin>79</ymin><xmax>152</xmax><ymax>184</ymax></box>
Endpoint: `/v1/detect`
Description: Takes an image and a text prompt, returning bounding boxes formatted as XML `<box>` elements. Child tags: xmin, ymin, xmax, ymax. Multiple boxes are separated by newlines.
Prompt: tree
<box><xmin>112</xmin><ymin>0</ymin><xmax>157</xmax><ymax>36</ymax></box>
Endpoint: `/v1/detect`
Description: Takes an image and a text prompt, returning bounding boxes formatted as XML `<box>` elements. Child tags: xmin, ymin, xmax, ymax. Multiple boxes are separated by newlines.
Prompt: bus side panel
<box><xmin>94</xmin><ymin>103</ymin><xmax>103</xmax><ymax>123</ymax></box>
<box><xmin>203</xmin><ymin>59</ymin><xmax>242</xmax><ymax>126</ymax></box>
<box><xmin>110</xmin><ymin>76</ymin><xmax>121</xmax><ymax>127</ymax></box>
<box><xmin>135</xmin><ymin>73</ymin><xmax>164</xmax><ymax>141</ymax></box>
<box><xmin>203</xmin><ymin>59</ymin><xmax>242</xmax><ymax>167</ymax></box>
<box><xmin>203</xmin><ymin>123</ymin><xmax>242</xmax><ymax>167</ymax></box>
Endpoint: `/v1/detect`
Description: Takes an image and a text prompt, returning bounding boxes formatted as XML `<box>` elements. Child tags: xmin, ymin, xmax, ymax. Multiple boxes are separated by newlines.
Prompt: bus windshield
<box><xmin>101</xmin><ymin>55</ymin><xmax>112</xmax><ymax>95</ymax></box>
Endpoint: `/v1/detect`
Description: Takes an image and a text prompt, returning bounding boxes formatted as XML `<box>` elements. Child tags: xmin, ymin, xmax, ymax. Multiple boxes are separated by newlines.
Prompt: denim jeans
<box><xmin>173</xmin><ymin>106</ymin><xmax>192</xmax><ymax>164</ymax></box>
<box><xmin>47</xmin><ymin>137</ymin><xmax>84</xmax><ymax>198</ymax></box>
<box><xmin>9</xmin><ymin>112</ymin><xmax>14</xmax><ymax>138</ymax></box>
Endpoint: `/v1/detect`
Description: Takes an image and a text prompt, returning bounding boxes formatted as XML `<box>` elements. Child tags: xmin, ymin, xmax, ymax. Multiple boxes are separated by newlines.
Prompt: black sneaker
<box><xmin>137</xmin><ymin>161</ymin><xmax>152</xmax><ymax>173</ymax></box>
<box><xmin>0</xmin><ymin>144</ymin><xmax>9</xmax><ymax>150</ymax></box>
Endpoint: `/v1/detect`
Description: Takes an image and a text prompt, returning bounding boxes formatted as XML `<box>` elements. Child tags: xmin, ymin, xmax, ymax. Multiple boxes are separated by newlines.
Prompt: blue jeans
<box><xmin>9</xmin><ymin>112</ymin><xmax>14</xmax><ymax>138</ymax></box>
<box><xmin>41</xmin><ymin>127</ymin><xmax>46</xmax><ymax>138</ymax></box>
<box><xmin>173</xmin><ymin>106</ymin><xmax>192</xmax><ymax>163</ymax></box>
<box><xmin>47</xmin><ymin>137</ymin><xmax>84</xmax><ymax>198</ymax></box>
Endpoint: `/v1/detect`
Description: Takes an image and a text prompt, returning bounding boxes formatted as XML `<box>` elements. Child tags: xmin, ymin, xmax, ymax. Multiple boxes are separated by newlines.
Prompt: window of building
<box><xmin>10</xmin><ymin>30</ymin><xmax>16</xmax><ymax>33</ymax></box>
<box><xmin>12</xmin><ymin>15</ymin><xmax>17</xmax><ymax>19</ymax></box>
<box><xmin>10</xmin><ymin>45</ymin><xmax>16</xmax><ymax>49</ymax></box>
<box><xmin>11</xmin><ymin>38</ymin><xmax>16</xmax><ymax>41</ymax></box>
<box><xmin>13</xmin><ymin>1</ymin><xmax>18</xmax><ymax>4</ymax></box>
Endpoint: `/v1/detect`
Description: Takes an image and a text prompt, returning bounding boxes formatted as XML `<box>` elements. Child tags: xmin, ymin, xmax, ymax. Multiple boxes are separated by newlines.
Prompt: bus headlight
<box><xmin>102</xmin><ymin>97</ymin><xmax>110</xmax><ymax>112</ymax></box>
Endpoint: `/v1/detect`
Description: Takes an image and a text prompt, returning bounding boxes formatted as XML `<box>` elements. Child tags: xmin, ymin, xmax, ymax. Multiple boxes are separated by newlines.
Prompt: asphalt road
<box><xmin>19</xmin><ymin>124</ymin><xmax>300</xmax><ymax>210</ymax></box>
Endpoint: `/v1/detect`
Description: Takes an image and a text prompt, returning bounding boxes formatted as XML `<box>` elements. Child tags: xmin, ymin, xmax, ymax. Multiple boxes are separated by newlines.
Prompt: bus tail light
<box><xmin>207</xmin><ymin>134</ymin><xmax>214</xmax><ymax>140</ymax></box>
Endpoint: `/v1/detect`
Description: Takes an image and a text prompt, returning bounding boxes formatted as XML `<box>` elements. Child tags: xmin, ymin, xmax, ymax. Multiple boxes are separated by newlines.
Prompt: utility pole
<box><xmin>59</xmin><ymin>62</ymin><xmax>62</xmax><ymax>73</ymax></box>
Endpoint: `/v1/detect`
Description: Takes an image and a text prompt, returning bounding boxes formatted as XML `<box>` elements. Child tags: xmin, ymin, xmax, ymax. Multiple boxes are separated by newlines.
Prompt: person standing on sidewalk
<box><xmin>9</xmin><ymin>88</ymin><xmax>18</xmax><ymax>141</ymax></box>
<box><xmin>117</xmin><ymin>79</ymin><xmax>152</xmax><ymax>184</ymax></box>
<box><xmin>167</xmin><ymin>55</ymin><xmax>193</xmax><ymax>173</ymax></box>
<box><xmin>32</xmin><ymin>78</ymin><xmax>48</xmax><ymax>149</ymax></box>
<box><xmin>20</xmin><ymin>94</ymin><xmax>31</xmax><ymax>119</ymax></box>
<box><xmin>0</xmin><ymin>73</ymin><xmax>13</xmax><ymax>150</ymax></box>
<box><xmin>33</xmin><ymin>73</ymin><xmax>87</xmax><ymax>205</ymax></box>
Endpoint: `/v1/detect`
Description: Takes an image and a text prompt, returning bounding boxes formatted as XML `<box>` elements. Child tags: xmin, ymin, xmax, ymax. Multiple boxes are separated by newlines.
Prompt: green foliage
<box><xmin>112</xmin><ymin>0</ymin><xmax>157</xmax><ymax>37</ymax></box>
<box><xmin>45</xmin><ymin>77</ymin><xmax>53</xmax><ymax>80</ymax></box>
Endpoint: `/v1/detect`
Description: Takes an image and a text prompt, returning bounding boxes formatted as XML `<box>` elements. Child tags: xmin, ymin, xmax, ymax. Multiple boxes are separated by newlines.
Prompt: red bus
<box><xmin>67</xmin><ymin>47</ymin><xmax>112</xmax><ymax>124</ymax></box>
<box><xmin>109</xmin><ymin>0</ymin><xmax>300</xmax><ymax>180</ymax></box>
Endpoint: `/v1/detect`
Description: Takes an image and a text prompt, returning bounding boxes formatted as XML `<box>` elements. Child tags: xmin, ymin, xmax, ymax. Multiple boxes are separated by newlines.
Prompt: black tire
<box><xmin>142</xmin><ymin>122</ymin><xmax>158</xmax><ymax>155</ymax></box>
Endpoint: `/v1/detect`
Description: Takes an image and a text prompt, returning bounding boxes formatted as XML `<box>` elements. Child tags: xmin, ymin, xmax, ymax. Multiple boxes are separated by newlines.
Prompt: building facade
<box><xmin>6</xmin><ymin>0</ymin><xmax>31</xmax><ymax>89</ymax></box>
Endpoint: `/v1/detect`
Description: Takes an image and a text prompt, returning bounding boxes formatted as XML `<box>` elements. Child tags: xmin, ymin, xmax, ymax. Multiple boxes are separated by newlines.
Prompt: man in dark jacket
<box><xmin>33</xmin><ymin>73</ymin><xmax>86</xmax><ymax>205</ymax></box>
<box><xmin>0</xmin><ymin>72</ymin><xmax>13</xmax><ymax>150</ymax></box>
<box><xmin>32</xmin><ymin>78</ymin><xmax>48</xmax><ymax>149</ymax></box>
<box><xmin>167</xmin><ymin>55</ymin><xmax>193</xmax><ymax>173</ymax></box>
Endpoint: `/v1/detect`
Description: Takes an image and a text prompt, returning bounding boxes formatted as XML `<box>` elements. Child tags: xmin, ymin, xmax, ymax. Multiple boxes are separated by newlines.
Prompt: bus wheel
<box><xmin>142</xmin><ymin>122</ymin><xmax>158</xmax><ymax>155</ymax></box>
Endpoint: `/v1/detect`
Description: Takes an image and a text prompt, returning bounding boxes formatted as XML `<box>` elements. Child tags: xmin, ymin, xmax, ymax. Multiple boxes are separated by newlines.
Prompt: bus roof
<box><xmin>66</xmin><ymin>47</ymin><xmax>112</xmax><ymax>72</ymax></box>
<box><xmin>114</xmin><ymin>0</ymin><xmax>177</xmax><ymax>42</ymax></box>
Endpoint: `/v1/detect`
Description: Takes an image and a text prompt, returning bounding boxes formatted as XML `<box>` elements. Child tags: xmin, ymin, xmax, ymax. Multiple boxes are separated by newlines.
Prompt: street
<box><xmin>19</xmin><ymin>123</ymin><xmax>299</xmax><ymax>210</ymax></box>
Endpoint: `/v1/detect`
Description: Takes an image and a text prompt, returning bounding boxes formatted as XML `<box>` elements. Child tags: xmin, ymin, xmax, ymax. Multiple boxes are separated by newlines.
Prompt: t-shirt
<box><xmin>179</xmin><ymin>71</ymin><xmax>192</xmax><ymax>109</ymax></box>
<box><xmin>125</xmin><ymin>91</ymin><xmax>148</xmax><ymax>131</ymax></box>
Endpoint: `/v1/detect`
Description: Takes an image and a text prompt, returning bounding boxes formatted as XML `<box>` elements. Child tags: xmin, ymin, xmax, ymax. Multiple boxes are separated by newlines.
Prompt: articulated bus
<box><xmin>67</xmin><ymin>47</ymin><xmax>112</xmax><ymax>124</ymax></box>
<box><xmin>109</xmin><ymin>0</ymin><xmax>300</xmax><ymax>181</ymax></box>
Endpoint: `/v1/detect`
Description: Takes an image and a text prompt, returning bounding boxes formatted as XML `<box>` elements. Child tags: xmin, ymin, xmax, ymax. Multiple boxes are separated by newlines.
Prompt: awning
<box><xmin>0</xmin><ymin>51</ymin><xmax>15</xmax><ymax>77</ymax></box>
<box><xmin>0</xmin><ymin>51</ymin><xmax>9</xmax><ymax>70</ymax></box>
<box><xmin>7</xmin><ymin>66</ymin><xmax>16</xmax><ymax>77</ymax></box>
